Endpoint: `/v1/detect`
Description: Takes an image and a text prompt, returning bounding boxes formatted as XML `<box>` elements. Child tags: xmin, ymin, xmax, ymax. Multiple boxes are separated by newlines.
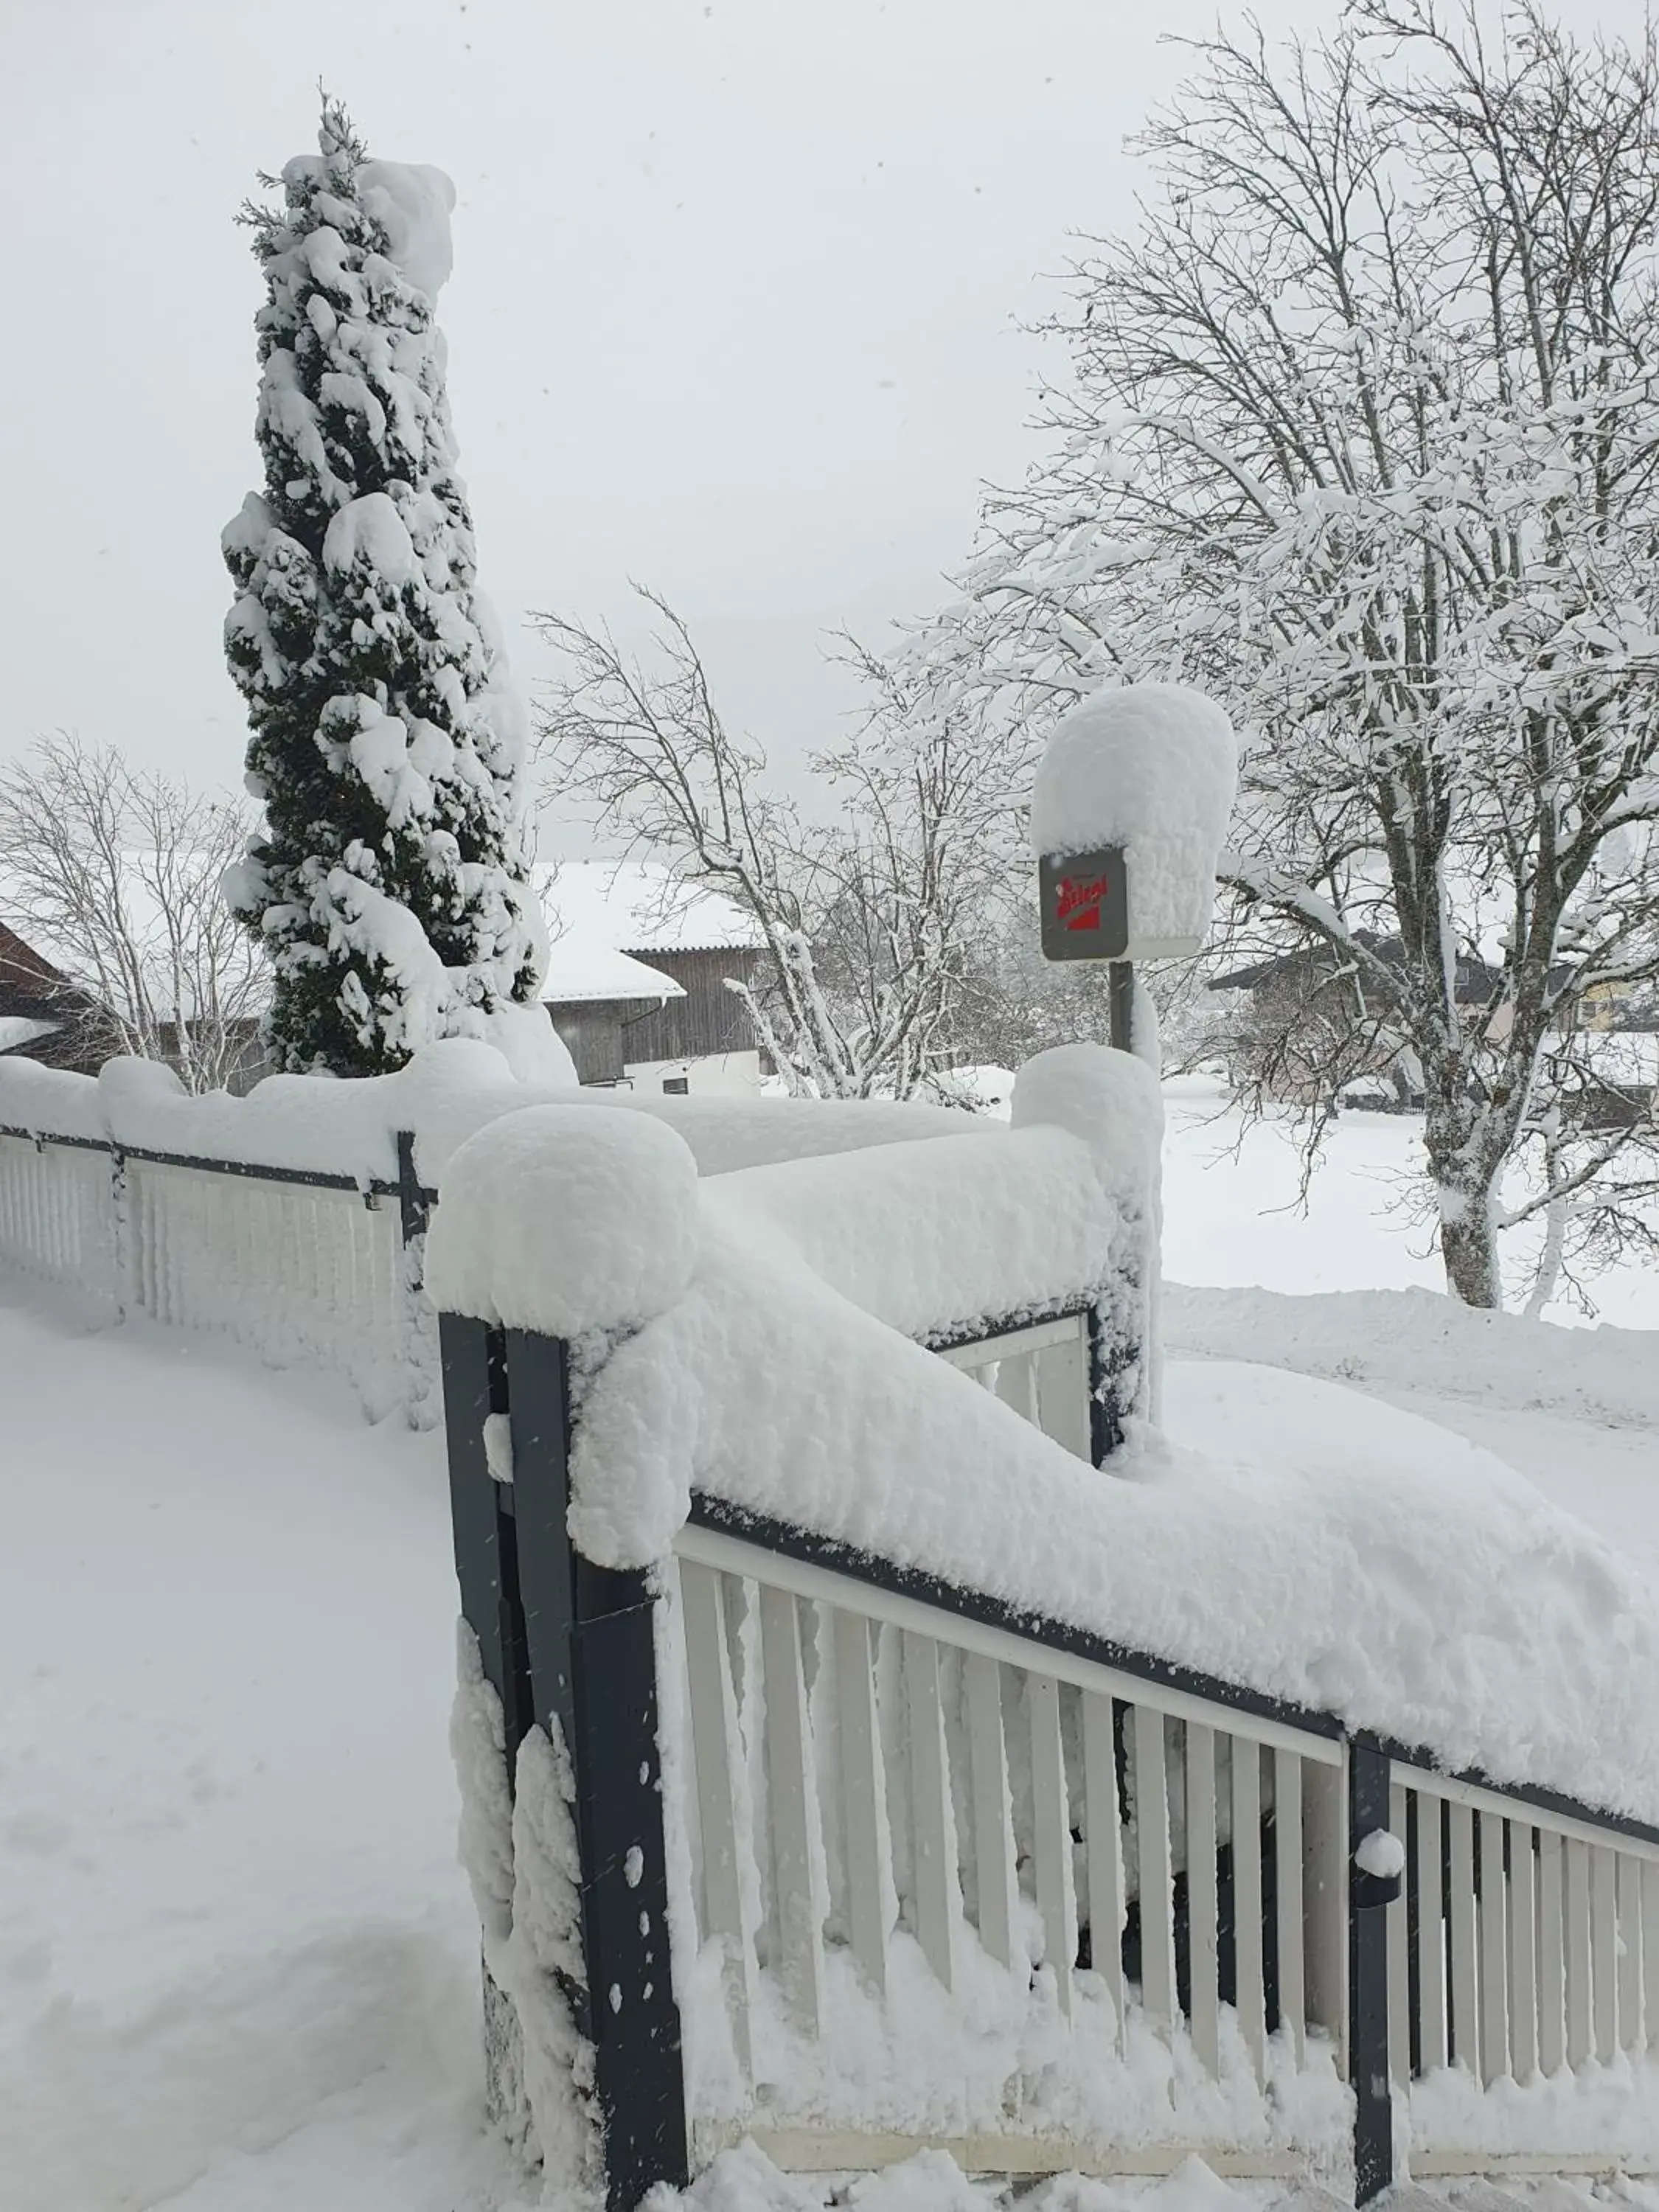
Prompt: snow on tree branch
<box><xmin>902</xmin><ymin>1</ymin><xmax>1659</xmax><ymax>1306</ymax></box>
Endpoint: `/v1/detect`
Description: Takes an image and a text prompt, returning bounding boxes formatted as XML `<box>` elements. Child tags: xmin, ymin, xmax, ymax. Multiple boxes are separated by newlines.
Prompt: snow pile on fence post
<box><xmin>425</xmin><ymin>1099</ymin><xmax>707</xmax><ymax>1573</ymax></box>
<box><xmin>1030</xmin><ymin>684</ymin><xmax>1237</xmax><ymax>950</ymax></box>
<box><xmin>424</xmin><ymin>1102</ymin><xmax>700</xmax><ymax>1341</ymax></box>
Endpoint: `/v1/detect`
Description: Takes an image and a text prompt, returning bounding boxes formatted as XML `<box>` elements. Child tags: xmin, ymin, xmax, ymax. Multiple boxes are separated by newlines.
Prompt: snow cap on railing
<box><xmin>1010</xmin><ymin>1040</ymin><xmax>1163</xmax><ymax>1192</ymax></box>
<box><xmin>97</xmin><ymin>1056</ymin><xmax>187</xmax><ymax>1109</ymax></box>
<box><xmin>424</xmin><ymin>1103</ymin><xmax>700</xmax><ymax>1338</ymax></box>
<box><xmin>1030</xmin><ymin>684</ymin><xmax>1237</xmax><ymax>950</ymax></box>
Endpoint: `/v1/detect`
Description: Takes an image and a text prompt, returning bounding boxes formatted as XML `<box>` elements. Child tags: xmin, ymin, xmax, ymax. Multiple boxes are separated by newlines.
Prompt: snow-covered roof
<box><xmin>535</xmin><ymin>860</ymin><xmax>764</xmax><ymax>958</ymax></box>
<box><xmin>0</xmin><ymin>1016</ymin><xmax>58</xmax><ymax>1054</ymax></box>
<box><xmin>540</xmin><ymin>940</ymin><xmax>686</xmax><ymax>1009</ymax></box>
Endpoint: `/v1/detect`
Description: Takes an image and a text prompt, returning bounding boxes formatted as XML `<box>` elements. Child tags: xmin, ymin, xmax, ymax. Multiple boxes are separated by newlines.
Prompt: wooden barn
<box><xmin>534</xmin><ymin>860</ymin><xmax>767</xmax><ymax>1093</ymax></box>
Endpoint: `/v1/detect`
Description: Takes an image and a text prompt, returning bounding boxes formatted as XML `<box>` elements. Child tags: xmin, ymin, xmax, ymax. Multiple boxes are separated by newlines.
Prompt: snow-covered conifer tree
<box><xmin>222</xmin><ymin>102</ymin><xmax>545</xmax><ymax>1075</ymax></box>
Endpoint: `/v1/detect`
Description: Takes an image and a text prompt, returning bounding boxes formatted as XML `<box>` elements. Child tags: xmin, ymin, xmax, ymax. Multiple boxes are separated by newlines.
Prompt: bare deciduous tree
<box><xmin>905</xmin><ymin>1</ymin><xmax>1659</xmax><ymax>1305</ymax></box>
<box><xmin>0</xmin><ymin>734</ymin><xmax>265</xmax><ymax>1092</ymax></box>
<box><xmin>532</xmin><ymin>591</ymin><xmax>1012</xmax><ymax>1099</ymax></box>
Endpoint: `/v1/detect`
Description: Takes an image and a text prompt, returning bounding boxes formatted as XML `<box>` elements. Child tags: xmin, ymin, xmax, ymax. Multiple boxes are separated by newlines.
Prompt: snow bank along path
<box><xmin>425</xmin><ymin>1046</ymin><xmax>1659</xmax><ymax>1832</ymax></box>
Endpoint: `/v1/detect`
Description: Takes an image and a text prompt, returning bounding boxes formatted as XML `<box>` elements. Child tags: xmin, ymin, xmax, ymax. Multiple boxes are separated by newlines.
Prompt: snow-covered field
<box><xmin>1161</xmin><ymin>1080</ymin><xmax>1659</xmax><ymax>1333</ymax></box>
<box><xmin>3</xmin><ymin>1096</ymin><xmax>1656</xmax><ymax>2212</ymax></box>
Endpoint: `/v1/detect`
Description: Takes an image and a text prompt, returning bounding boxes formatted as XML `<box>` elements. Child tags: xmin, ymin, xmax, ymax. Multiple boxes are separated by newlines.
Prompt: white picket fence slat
<box><xmin>1082</xmin><ymin>1689</ymin><xmax>1127</xmax><ymax>2048</ymax></box>
<box><xmin>669</xmin><ymin>1520</ymin><xmax>1337</xmax><ymax>2152</ymax></box>
<box><xmin>1234</xmin><ymin>1741</ymin><xmax>1266</xmax><ymax>2083</ymax></box>
<box><xmin>1385</xmin><ymin>1763</ymin><xmax>1659</xmax><ymax>2177</ymax></box>
<box><xmin>1029</xmin><ymin>1674</ymin><xmax>1077</xmax><ymax>2013</ymax></box>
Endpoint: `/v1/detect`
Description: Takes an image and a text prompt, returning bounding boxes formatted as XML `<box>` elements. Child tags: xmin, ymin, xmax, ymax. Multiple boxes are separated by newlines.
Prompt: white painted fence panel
<box><xmin>0</xmin><ymin>1132</ymin><xmax>120</xmax><ymax>1306</ymax></box>
<box><xmin>0</xmin><ymin>1131</ymin><xmax>414</xmax><ymax>1413</ymax></box>
<box><xmin>670</xmin><ymin>1523</ymin><xmax>1340</xmax><ymax>2164</ymax></box>
<box><xmin>123</xmin><ymin>1158</ymin><xmax>406</xmax><ymax>1401</ymax></box>
<box><xmin>1389</xmin><ymin>1764</ymin><xmax>1659</xmax><ymax>2167</ymax></box>
<box><xmin>936</xmin><ymin>1312</ymin><xmax>1091</xmax><ymax>1461</ymax></box>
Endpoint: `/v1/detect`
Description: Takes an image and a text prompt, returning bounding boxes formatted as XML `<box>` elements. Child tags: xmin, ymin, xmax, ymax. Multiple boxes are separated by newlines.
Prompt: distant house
<box><xmin>1213</xmin><ymin>932</ymin><xmax>1657</xmax><ymax>1121</ymax></box>
<box><xmin>3</xmin><ymin>855</ymin><xmax>771</xmax><ymax>1098</ymax></box>
<box><xmin>0</xmin><ymin>916</ymin><xmax>114</xmax><ymax>1074</ymax></box>
<box><xmin>535</xmin><ymin>861</ymin><xmax>767</xmax><ymax>1093</ymax></box>
<box><xmin>0</xmin><ymin>867</ymin><xmax>268</xmax><ymax>1092</ymax></box>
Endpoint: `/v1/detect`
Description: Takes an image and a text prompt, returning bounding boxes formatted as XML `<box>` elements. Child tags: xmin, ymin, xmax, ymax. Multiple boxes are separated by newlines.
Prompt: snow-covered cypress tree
<box><xmin>222</xmin><ymin>101</ymin><xmax>546</xmax><ymax>1075</ymax></box>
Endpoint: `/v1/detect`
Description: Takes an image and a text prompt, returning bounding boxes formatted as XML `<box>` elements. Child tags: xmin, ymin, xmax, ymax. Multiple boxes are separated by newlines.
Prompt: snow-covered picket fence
<box><xmin>0</xmin><ymin>1040</ymin><xmax>1001</xmax><ymax>1423</ymax></box>
<box><xmin>1384</xmin><ymin>1766</ymin><xmax>1659</xmax><ymax>2168</ymax></box>
<box><xmin>0</xmin><ymin>1129</ymin><xmax>121</xmax><ymax>1308</ymax></box>
<box><xmin>669</xmin><ymin>1507</ymin><xmax>1346</xmax><ymax>2177</ymax></box>
<box><xmin>424</xmin><ymin>1057</ymin><xmax>1659</xmax><ymax>2209</ymax></box>
<box><xmin>0</xmin><ymin>1121</ymin><xmax>417</xmax><ymax>1414</ymax></box>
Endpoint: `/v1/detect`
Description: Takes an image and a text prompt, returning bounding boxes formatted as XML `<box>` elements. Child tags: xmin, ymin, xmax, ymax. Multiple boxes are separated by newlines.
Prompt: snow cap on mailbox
<box><xmin>424</xmin><ymin>1103</ymin><xmax>700</xmax><ymax>1338</ymax></box>
<box><xmin>1031</xmin><ymin>684</ymin><xmax>1238</xmax><ymax>959</ymax></box>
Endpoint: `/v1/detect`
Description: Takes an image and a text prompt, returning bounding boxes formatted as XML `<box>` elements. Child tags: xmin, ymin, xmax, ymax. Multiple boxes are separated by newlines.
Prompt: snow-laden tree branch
<box><xmin>531</xmin><ymin>591</ymin><xmax>1012</xmax><ymax>1100</ymax></box>
<box><xmin>0</xmin><ymin>735</ymin><xmax>265</xmax><ymax>1093</ymax></box>
<box><xmin>901</xmin><ymin>0</ymin><xmax>1659</xmax><ymax>1307</ymax></box>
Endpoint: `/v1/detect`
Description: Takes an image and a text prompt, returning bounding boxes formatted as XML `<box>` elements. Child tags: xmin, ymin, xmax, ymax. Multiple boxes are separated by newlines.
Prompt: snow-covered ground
<box><xmin>0</xmin><ymin>1301</ymin><xmax>512</xmax><ymax>2212</ymax></box>
<box><xmin>1161</xmin><ymin>1079</ymin><xmax>1659</xmax><ymax>1333</ymax></box>
<box><xmin>3</xmin><ymin>1093</ymin><xmax>1657</xmax><ymax>2211</ymax></box>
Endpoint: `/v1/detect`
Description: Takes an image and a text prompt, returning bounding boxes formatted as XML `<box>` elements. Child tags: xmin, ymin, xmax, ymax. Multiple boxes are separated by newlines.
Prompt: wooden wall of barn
<box><xmin>618</xmin><ymin>948</ymin><xmax>760</xmax><ymax>1064</ymax></box>
<box><xmin>547</xmin><ymin>1003</ymin><xmax>630</xmax><ymax>1085</ymax></box>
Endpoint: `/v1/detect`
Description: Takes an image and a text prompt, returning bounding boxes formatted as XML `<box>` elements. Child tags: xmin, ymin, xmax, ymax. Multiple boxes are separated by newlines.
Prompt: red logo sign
<box><xmin>1038</xmin><ymin>846</ymin><xmax>1128</xmax><ymax>961</ymax></box>
<box><xmin>1056</xmin><ymin>873</ymin><xmax>1110</xmax><ymax>931</ymax></box>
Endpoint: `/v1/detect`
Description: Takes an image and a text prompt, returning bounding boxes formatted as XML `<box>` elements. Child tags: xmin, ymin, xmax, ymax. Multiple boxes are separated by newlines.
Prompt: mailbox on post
<box><xmin>1032</xmin><ymin>684</ymin><xmax>1238</xmax><ymax>1049</ymax></box>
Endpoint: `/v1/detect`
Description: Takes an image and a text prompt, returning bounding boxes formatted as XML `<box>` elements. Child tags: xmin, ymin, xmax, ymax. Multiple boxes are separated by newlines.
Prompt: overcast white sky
<box><xmin>4</xmin><ymin>0</ymin><xmax>1652</xmax><ymax>844</ymax></box>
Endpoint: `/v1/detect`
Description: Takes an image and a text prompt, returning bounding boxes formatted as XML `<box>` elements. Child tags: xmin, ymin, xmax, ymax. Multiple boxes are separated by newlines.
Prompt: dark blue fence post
<box><xmin>1349</xmin><ymin>1738</ymin><xmax>1396</xmax><ymax>2203</ymax></box>
<box><xmin>501</xmin><ymin>1326</ymin><xmax>688</xmax><ymax>2211</ymax></box>
<box><xmin>440</xmin><ymin>1312</ymin><xmax>532</xmax><ymax>1758</ymax></box>
<box><xmin>394</xmin><ymin>1127</ymin><xmax>430</xmax><ymax>1245</ymax></box>
<box><xmin>1088</xmin><ymin>1304</ymin><xmax>1127</xmax><ymax>1464</ymax></box>
<box><xmin>441</xmin><ymin>1304</ymin><xmax>688</xmax><ymax>2211</ymax></box>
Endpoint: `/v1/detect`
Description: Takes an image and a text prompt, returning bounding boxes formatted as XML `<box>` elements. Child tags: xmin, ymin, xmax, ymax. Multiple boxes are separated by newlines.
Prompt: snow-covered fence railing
<box><xmin>669</xmin><ymin>1495</ymin><xmax>1349</xmax><ymax>2173</ymax></box>
<box><xmin>431</xmin><ymin>1251</ymin><xmax>1358</xmax><ymax>2208</ymax></box>
<box><xmin>0</xmin><ymin>1041</ymin><xmax>1000</xmax><ymax>1422</ymax></box>
<box><xmin>425</xmin><ymin>1076</ymin><xmax>1659</xmax><ymax>2211</ymax></box>
<box><xmin>0</xmin><ymin>1117</ymin><xmax>430</xmax><ymax>1416</ymax></box>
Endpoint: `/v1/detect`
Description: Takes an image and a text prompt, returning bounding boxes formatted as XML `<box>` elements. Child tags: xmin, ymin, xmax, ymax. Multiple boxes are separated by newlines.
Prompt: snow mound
<box><xmin>0</xmin><ymin>1043</ymin><xmax>976</xmax><ymax>1189</ymax></box>
<box><xmin>425</xmin><ymin>1104</ymin><xmax>700</xmax><ymax>1336</ymax></box>
<box><xmin>582</xmin><ymin>1194</ymin><xmax>1659</xmax><ymax>1816</ymax></box>
<box><xmin>467</xmin><ymin>1000</ymin><xmax>578</xmax><ymax>1088</ymax></box>
<box><xmin>1011</xmin><ymin>1040</ymin><xmax>1163</xmax><ymax>1177</ymax></box>
<box><xmin>655</xmin><ymin>2143</ymin><xmax>1271</xmax><ymax>2212</ymax></box>
<box><xmin>1030</xmin><ymin>685</ymin><xmax>1237</xmax><ymax>947</ymax></box>
<box><xmin>1165</xmin><ymin>1281</ymin><xmax>1659</xmax><ymax>1431</ymax></box>
<box><xmin>1158</xmin><ymin>1360</ymin><xmax>1659</xmax><ymax>1812</ymax></box>
<box><xmin>569</xmin><ymin>1241</ymin><xmax>1659</xmax><ymax>1822</ymax></box>
<box><xmin>707</xmin><ymin>1046</ymin><xmax>1158</xmax><ymax>1344</ymax></box>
